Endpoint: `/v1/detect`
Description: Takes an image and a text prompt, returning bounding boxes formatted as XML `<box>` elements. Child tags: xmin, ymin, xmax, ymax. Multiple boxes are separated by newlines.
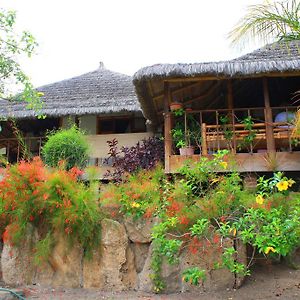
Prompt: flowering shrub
<box><xmin>101</xmin><ymin>166</ymin><xmax>164</xmax><ymax>219</ymax></box>
<box><xmin>0</xmin><ymin>157</ymin><xmax>102</xmax><ymax>262</ymax></box>
<box><xmin>114</xmin><ymin>151</ymin><xmax>299</xmax><ymax>293</ymax></box>
<box><xmin>100</xmin><ymin>148</ymin><xmax>300</xmax><ymax>293</ymax></box>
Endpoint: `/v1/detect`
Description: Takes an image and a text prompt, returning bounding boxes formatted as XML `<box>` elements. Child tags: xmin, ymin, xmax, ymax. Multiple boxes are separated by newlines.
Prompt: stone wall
<box><xmin>0</xmin><ymin>218</ymin><xmax>247</xmax><ymax>293</ymax></box>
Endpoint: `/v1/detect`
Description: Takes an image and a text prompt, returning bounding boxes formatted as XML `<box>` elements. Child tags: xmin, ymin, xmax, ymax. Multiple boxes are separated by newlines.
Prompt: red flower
<box><xmin>69</xmin><ymin>167</ymin><xmax>84</xmax><ymax>179</ymax></box>
<box><xmin>29</xmin><ymin>215</ymin><xmax>34</xmax><ymax>222</ymax></box>
<box><xmin>212</xmin><ymin>234</ymin><xmax>220</xmax><ymax>244</ymax></box>
<box><xmin>2</xmin><ymin>228</ymin><xmax>10</xmax><ymax>243</ymax></box>
<box><xmin>179</xmin><ymin>216</ymin><xmax>190</xmax><ymax>225</ymax></box>
<box><xmin>220</xmin><ymin>216</ymin><xmax>227</xmax><ymax>223</ymax></box>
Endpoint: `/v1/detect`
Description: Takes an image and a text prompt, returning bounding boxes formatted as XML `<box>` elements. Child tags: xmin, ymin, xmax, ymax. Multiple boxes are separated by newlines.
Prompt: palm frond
<box><xmin>229</xmin><ymin>0</ymin><xmax>300</xmax><ymax>49</ymax></box>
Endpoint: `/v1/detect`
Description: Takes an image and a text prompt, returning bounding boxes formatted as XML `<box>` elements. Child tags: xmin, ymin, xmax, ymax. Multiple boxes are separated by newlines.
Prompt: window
<box><xmin>97</xmin><ymin>116</ymin><xmax>146</xmax><ymax>134</ymax></box>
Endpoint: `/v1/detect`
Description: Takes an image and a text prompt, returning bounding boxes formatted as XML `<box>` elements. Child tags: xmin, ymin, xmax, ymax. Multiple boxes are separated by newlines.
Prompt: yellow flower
<box><xmin>37</xmin><ymin>91</ymin><xmax>44</xmax><ymax>97</ymax></box>
<box><xmin>229</xmin><ymin>228</ymin><xmax>237</xmax><ymax>236</ymax></box>
<box><xmin>220</xmin><ymin>161</ymin><xmax>228</xmax><ymax>169</ymax></box>
<box><xmin>211</xmin><ymin>178</ymin><xmax>219</xmax><ymax>184</ymax></box>
<box><xmin>264</xmin><ymin>246</ymin><xmax>276</xmax><ymax>255</ymax></box>
<box><xmin>216</xmin><ymin>191</ymin><xmax>225</xmax><ymax>195</ymax></box>
<box><xmin>288</xmin><ymin>179</ymin><xmax>295</xmax><ymax>187</ymax></box>
<box><xmin>256</xmin><ymin>195</ymin><xmax>264</xmax><ymax>205</ymax></box>
<box><xmin>276</xmin><ymin>181</ymin><xmax>289</xmax><ymax>191</ymax></box>
<box><xmin>131</xmin><ymin>202</ymin><xmax>141</xmax><ymax>208</ymax></box>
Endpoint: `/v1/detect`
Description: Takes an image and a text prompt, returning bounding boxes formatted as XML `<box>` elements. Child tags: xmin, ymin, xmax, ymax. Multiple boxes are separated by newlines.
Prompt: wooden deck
<box><xmin>168</xmin><ymin>151</ymin><xmax>300</xmax><ymax>173</ymax></box>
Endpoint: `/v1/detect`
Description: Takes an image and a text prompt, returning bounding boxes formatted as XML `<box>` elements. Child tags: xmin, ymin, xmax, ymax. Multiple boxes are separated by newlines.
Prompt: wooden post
<box><xmin>201</xmin><ymin>123</ymin><xmax>208</xmax><ymax>156</ymax></box>
<box><xmin>227</xmin><ymin>80</ymin><xmax>236</xmax><ymax>153</ymax></box>
<box><xmin>227</xmin><ymin>80</ymin><xmax>234</xmax><ymax>110</ymax></box>
<box><xmin>164</xmin><ymin>81</ymin><xmax>172</xmax><ymax>173</ymax></box>
<box><xmin>263</xmin><ymin>77</ymin><xmax>276</xmax><ymax>154</ymax></box>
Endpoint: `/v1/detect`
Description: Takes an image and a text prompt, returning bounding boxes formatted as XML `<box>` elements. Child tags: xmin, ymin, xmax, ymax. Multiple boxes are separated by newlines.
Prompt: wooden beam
<box><xmin>263</xmin><ymin>77</ymin><xmax>276</xmax><ymax>153</ymax></box>
<box><xmin>153</xmin><ymin>81</ymin><xmax>204</xmax><ymax>102</ymax></box>
<box><xmin>165</xmin><ymin>72</ymin><xmax>300</xmax><ymax>83</ymax></box>
<box><xmin>164</xmin><ymin>82</ymin><xmax>172</xmax><ymax>173</ymax></box>
<box><xmin>147</xmin><ymin>81</ymin><xmax>158</xmax><ymax>113</ymax></box>
<box><xmin>157</xmin><ymin>82</ymin><xmax>221</xmax><ymax>115</ymax></box>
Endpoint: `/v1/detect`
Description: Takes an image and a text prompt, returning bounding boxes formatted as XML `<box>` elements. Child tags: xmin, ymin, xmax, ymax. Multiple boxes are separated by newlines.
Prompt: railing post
<box><xmin>164</xmin><ymin>81</ymin><xmax>172</xmax><ymax>173</ymax></box>
<box><xmin>201</xmin><ymin>123</ymin><xmax>208</xmax><ymax>156</ymax></box>
<box><xmin>263</xmin><ymin>78</ymin><xmax>276</xmax><ymax>155</ymax></box>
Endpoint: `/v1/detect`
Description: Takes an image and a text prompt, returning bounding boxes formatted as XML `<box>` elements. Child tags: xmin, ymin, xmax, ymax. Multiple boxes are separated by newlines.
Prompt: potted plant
<box><xmin>171</xmin><ymin>125</ymin><xmax>195</xmax><ymax>156</ymax></box>
<box><xmin>170</xmin><ymin>101</ymin><xmax>183</xmax><ymax>111</ymax></box>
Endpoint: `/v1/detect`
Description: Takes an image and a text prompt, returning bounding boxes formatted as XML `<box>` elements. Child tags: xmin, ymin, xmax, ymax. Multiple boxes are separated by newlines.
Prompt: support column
<box><xmin>227</xmin><ymin>80</ymin><xmax>236</xmax><ymax>153</ymax></box>
<box><xmin>227</xmin><ymin>80</ymin><xmax>234</xmax><ymax>110</ymax></box>
<box><xmin>164</xmin><ymin>81</ymin><xmax>172</xmax><ymax>173</ymax></box>
<box><xmin>263</xmin><ymin>77</ymin><xmax>276</xmax><ymax>154</ymax></box>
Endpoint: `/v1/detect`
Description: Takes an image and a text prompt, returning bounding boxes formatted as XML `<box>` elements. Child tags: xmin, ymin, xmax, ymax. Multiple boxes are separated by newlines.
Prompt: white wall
<box><xmin>61</xmin><ymin>116</ymin><xmax>75</xmax><ymax>128</ymax></box>
<box><xmin>80</xmin><ymin>115</ymin><xmax>97</xmax><ymax>134</ymax></box>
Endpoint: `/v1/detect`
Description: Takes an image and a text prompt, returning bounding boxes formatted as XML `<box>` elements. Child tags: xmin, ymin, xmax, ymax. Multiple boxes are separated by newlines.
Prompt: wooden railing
<box><xmin>174</xmin><ymin>106</ymin><xmax>298</xmax><ymax>155</ymax></box>
<box><xmin>0</xmin><ymin>137</ymin><xmax>44</xmax><ymax>162</ymax></box>
<box><xmin>0</xmin><ymin>132</ymin><xmax>154</xmax><ymax>165</ymax></box>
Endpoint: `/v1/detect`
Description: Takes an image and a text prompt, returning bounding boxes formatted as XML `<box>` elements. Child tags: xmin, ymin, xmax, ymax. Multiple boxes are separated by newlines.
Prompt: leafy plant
<box><xmin>220</xmin><ymin>114</ymin><xmax>234</xmax><ymax>141</ymax></box>
<box><xmin>238</xmin><ymin>116</ymin><xmax>257</xmax><ymax>151</ymax></box>
<box><xmin>234</xmin><ymin>206</ymin><xmax>300</xmax><ymax>257</ymax></box>
<box><xmin>104</xmin><ymin>137</ymin><xmax>164</xmax><ymax>182</ymax></box>
<box><xmin>182</xmin><ymin>267</ymin><xmax>206</xmax><ymax>286</ymax></box>
<box><xmin>219</xmin><ymin>247</ymin><xmax>250</xmax><ymax>276</ymax></box>
<box><xmin>42</xmin><ymin>126</ymin><xmax>89</xmax><ymax>170</ymax></box>
<box><xmin>0</xmin><ymin>9</ymin><xmax>42</xmax><ymax>111</ymax></box>
<box><xmin>171</xmin><ymin>111</ymin><xmax>201</xmax><ymax>151</ymax></box>
<box><xmin>256</xmin><ymin>172</ymin><xmax>295</xmax><ymax>198</ymax></box>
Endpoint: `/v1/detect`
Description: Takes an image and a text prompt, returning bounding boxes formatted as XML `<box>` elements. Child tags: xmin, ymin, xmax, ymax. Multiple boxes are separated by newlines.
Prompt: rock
<box><xmin>120</xmin><ymin>244</ymin><xmax>138</xmax><ymax>289</ymax></box>
<box><xmin>283</xmin><ymin>246</ymin><xmax>300</xmax><ymax>270</ymax></box>
<box><xmin>124</xmin><ymin>217</ymin><xmax>159</xmax><ymax>243</ymax></box>
<box><xmin>138</xmin><ymin>244</ymin><xmax>181</xmax><ymax>293</ymax></box>
<box><xmin>180</xmin><ymin>238</ymin><xmax>247</xmax><ymax>292</ymax></box>
<box><xmin>1</xmin><ymin>225</ymin><xmax>37</xmax><ymax>286</ymax></box>
<box><xmin>130</xmin><ymin>242</ymin><xmax>150</xmax><ymax>273</ymax></box>
<box><xmin>35</xmin><ymin>232</ymin><xmax>83</xmax><ymax>288</ymax></box>
<box><xmin>83</xmin><ymin>218</ymin><xmax>134</xmax><ymax>291</ymax></box>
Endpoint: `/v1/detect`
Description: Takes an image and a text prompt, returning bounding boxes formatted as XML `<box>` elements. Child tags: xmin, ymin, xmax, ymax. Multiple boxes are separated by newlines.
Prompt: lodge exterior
<box><xmin>133</xmin><ymin>41</ymin><xmax>300</xmax><ymax>173</ymax></box>
<box><xmin>0</xmin><ymin>63</ymin><xmax>151</xmax><ymax>173</ymax></box>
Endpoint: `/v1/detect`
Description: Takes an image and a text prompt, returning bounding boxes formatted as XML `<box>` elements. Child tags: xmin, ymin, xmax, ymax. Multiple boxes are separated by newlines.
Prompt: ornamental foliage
<box><xmin>0</xmin><ymin>8</ymin><xmax>41</xmax><ymax>110</ymax></box>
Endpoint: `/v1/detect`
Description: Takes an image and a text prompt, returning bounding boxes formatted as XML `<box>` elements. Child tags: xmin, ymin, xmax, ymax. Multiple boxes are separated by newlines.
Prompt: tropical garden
<box><xmin>0</xmin><ymin>0</ymin><xmax>300</xmax><ymax>295</ymax></box>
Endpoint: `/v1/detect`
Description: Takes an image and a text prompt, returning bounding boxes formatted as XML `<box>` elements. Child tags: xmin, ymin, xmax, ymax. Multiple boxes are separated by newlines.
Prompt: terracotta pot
<box><xmin>170</xmin><ymin>102</ymin><xmax>183</xmax><ymax>111</ymax></box>
<box><xmin>179</xmin><ymin>146</ymin><xmax>194</xmax><ymax>156</ymax></box>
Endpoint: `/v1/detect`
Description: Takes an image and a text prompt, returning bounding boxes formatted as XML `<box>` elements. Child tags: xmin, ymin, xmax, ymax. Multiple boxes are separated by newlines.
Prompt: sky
<box><xmin>2</xmin><ymin>0</ymin><xmax>263</xmax><ymax>88</ymax></box>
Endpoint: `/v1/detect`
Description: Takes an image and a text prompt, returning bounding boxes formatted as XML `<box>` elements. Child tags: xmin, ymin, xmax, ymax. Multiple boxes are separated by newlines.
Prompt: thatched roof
<box><xmin>0</xmin><ymin>63</ymin><xmax>141</xmax><ymax>119</ymax></box>
<box><xmin>133</xmin><ymin>40</ymin><xmax>300</xmax><ymax>125</ymax></box>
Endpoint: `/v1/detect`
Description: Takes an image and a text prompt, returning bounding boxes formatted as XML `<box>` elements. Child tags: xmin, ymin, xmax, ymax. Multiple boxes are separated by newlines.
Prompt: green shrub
<box><xmin>42</xmin><ymin>126</ymin><xmax>89</xmax><ymax>170</ymax></box>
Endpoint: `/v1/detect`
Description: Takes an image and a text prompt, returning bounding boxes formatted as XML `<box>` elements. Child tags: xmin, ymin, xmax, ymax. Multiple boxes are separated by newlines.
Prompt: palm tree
<box><xmin>229</xmin><ymin>0</ymin><xmax>300</xmax><ymax>48</ymax></box>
